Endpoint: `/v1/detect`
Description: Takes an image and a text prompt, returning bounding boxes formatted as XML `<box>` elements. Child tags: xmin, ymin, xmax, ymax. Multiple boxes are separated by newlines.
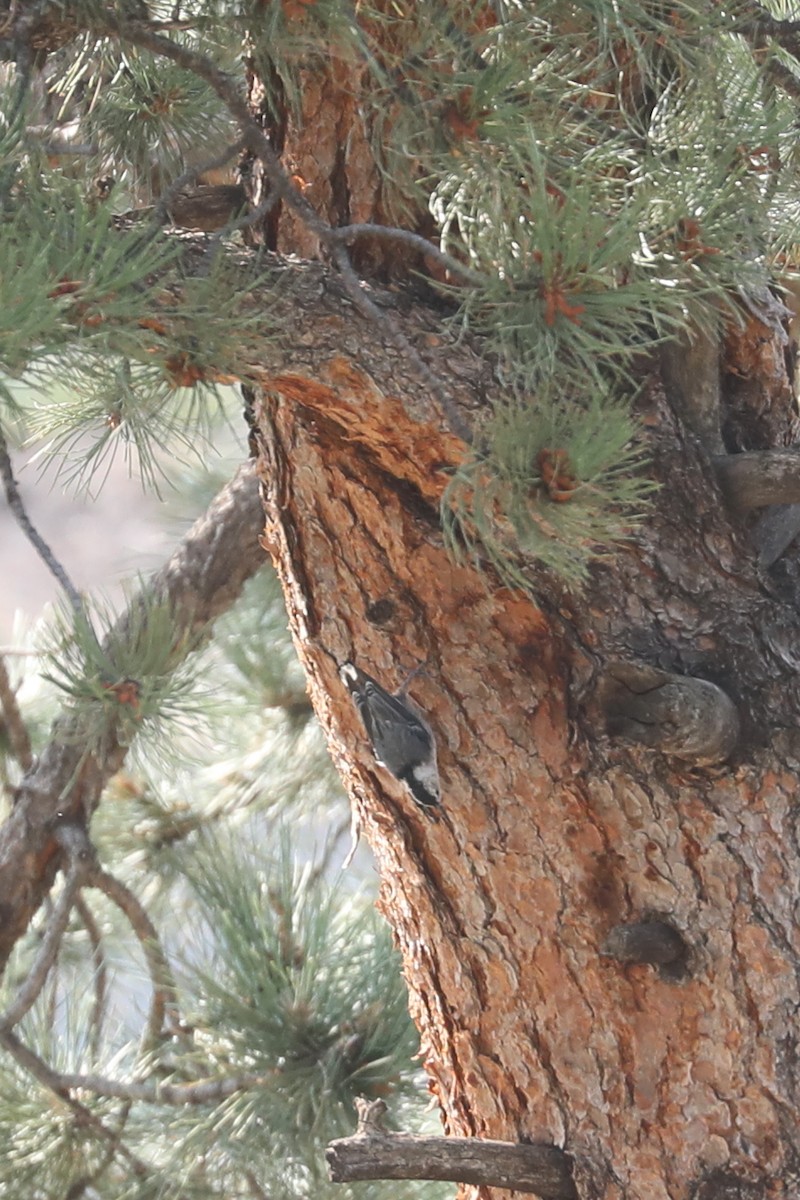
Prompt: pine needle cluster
<box><xmin>0</xmin><ymin>554</ymin><xmax>446</xmax><ymax>1200</ymax></box>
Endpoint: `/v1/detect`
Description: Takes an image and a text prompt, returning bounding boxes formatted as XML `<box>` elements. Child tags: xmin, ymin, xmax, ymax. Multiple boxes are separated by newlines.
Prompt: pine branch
<box><xmin>0</xmin><ymin>1028</ymin><xmax>150</xmax><ymax>1179</ymax></box>
<box><xmin>99</xmin><ymin>14</ymin><xmax>475</xmax><ymax>441</ymax></box>
<box><xmin>98</xmin><ymin>14</ymin><xmax>329</xmax><ymax>237</ymax></box>
<box><xmin>326</xmin><ymin>1098</ymin><xmax>577</xmax><ymax>1200</ymax></box>
<box><xmin>0</xmin><ymin>461</ymin><xmax>266</xmax><ymax>974</ymax></box>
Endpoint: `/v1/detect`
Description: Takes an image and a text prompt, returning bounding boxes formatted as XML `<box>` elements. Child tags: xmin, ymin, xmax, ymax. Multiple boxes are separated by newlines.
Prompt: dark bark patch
<box><xmin>690</xmin><ymin>1167</ymin><xmax>767</xmax><ymax>1200</ymax></box>
<box><xmin>365</xmin><ymin>598</ymin><xmax>397</xmax><ymax>626</ymax></box>
<box><xmin>599</xmin><ymin>661</ymin><xmax>740</xmax><ymax>766</ymax></box>
<box><xmin>601</xmin><ymin>917</ymin><xmax>691</xmax><ymax>981</ymax></box>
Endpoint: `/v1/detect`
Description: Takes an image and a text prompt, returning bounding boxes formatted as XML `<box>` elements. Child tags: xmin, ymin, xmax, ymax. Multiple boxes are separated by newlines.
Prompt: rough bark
<box><xmin>230</xmin><ymin>38</ymin><xmax>800</xmax><ymax>1193</ymax></box>
<box><xmin>244</xmin><ymin>283</ymin><xmax>800</xmax><ymax>1199</ymax></box>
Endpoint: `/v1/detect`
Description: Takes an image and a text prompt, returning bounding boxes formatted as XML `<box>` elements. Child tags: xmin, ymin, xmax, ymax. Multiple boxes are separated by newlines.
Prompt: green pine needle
<box><xmin>443</xmin><ymin>385</ymin><xmax>657</xmax><ymax>589</ymax></box>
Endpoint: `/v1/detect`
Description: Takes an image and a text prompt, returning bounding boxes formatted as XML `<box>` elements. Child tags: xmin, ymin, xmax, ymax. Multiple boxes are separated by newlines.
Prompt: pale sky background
<box><xmin>0</xmin><ymin>443</ymin><xmax>170</xmax><ymax>641</ymax></box>
<box><xmin>0</xmin><ymin>387</ymin><xmax>245</xmax><ymax>641</ymax></box>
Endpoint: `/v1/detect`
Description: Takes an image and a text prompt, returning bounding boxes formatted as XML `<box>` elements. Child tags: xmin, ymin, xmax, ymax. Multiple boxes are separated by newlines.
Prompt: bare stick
<box><xmin>326</xmin><ymin>1098</ymin><xmax>577</xmax><ymax>1200</ymax></box>
<box><xmin>0</xmin><ymin>427</ymin><xmax>84</xmax><ymax>615</ymax></box>
<box><xmin>0</xmin><ymin>653</ymin><xmax>32</xmax><ymax>771</ymax></box>
<box><xmin>87</xmin><ymin>865</ymin><xmax>179</xmax><ymax>1052</ymax></box>
<box><xmin>74</xmin><ymin>894</ymin><xmax>108</xmax><ymax>1060</ymax></box>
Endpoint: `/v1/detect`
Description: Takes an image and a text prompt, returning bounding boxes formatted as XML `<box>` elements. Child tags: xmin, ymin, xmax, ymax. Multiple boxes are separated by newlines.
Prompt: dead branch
<box><xmin>326</xmin><ymin>1098</ymin><xmax>577</xmax><ymax>1200</ymax></box>
<box><xmin>74</xmin><ymin>893</ymin><xmax>108</xmax><ymax>1060</ymax></box>
<box><xmin>0</xmin><ymin>1029</ymin><xmax>150</xmax><ymax>1178</ymax></box>
<box><xmin>87</xmin><ymin>865</ymin><xmax>179</xmax><ymax>1052</ymax></box>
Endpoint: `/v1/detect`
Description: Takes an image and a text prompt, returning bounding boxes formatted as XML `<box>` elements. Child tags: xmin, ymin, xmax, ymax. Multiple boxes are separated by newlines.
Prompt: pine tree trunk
<box><xmin>247</xmin><ymin>50</ymin><xmax>800</xmax><ymax>1200</ymax></box>
<box><xmin>250</xmin><ymin>343</ymin><xmax>800</xmax><ymax>1200</ymax></box>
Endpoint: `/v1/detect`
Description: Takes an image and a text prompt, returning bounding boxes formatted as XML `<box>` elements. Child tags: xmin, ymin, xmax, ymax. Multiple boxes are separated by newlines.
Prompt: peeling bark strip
<box><xmin>326</xmin><ymin>1099</ymin><xmax>577</xmax><ymax>1199</ymax></box>
<box><xmin>0</xmin><ymin>463</ymin><xmax>266</xmax><ymax>971</ymax></box>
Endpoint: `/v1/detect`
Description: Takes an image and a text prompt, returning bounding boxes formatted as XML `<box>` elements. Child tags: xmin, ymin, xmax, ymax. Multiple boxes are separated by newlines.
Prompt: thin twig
<box><xmin>0</xmin><ymin>653</ymin><xmax>32</xmax><ymax>770</ymax></box>
<box><xmin>0</xmin><ymin>11</ymin><xmax>35</xmax><ymax>208</ymax></box>
<box><xmin>38</xmin><ymin>1067</ymin><xmax>268</xmax><ymax>1105</ymax></box>
<box><xmin>4</xmin><ymin>1013</ymin><xmax>267</xmax><ymax>1106</ymax></box>
<box><xmin>330</xmin><ymin>241</ymin><xmax>473</xmax><ymax>442</ymax></box>
<box><xmin>307</xmin><ymin>814</ymin><xmax>354</xmax><ymax>887</ymax></box>
<box><xmin>738</xmin><ymin>3</ymin><xmax>800</xmax><ymax>58</ymax></box>
<box><xmin>202</xmin><ymin>188</ymin><xmax>282</xmax><ymax>271</ymax></box>
<box><xmin>144</xmin><ymin>135</ymin><xmax>247</xmax><ymax>240</ymax></box>
<box><xmin>329</xmin><ymin>223</ymin><xmax>488</xmax><ymax>287</ymax></box>
<box><xmin>0</xmin><ymin>427</ymin><xmax>84</xmax><ymax>616</ymax></box>
<box><xmin>244</xmin><ymin>1168</ymin><xmax>271</xmax><ymax>1200</ymax></box>
<box><xmin>64</xmin><ymin>1101</ymin><xmax>133</xmax><ymax>1200</ymax></box>
<box><xmin>87</xmin><ymin>865</ymin><xmax>179</xmax><ymax>1053</ymax></box>
<box><xmin>99</xmin><ymin>16</ymin><xmax>328</xmax><ymax>236</ymax></box>
<box><xmin>74</xmin><ymin>894</ymin><xmax>108</xmax><ymax>1061</ymax></box>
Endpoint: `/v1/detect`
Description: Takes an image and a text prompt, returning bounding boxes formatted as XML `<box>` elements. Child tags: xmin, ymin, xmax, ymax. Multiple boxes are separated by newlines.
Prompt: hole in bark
<box><xmin>601</xmin><ymin>917</ymin><xmax>691</xmax><ymax>980</ymax></box>
<box><xmin>690</xmin><ymin>1168</ymin><xmax>767</xmax><ymax>1200</ymax></box>
<box><xmin>365</xmin><ymin>598</ymin><xmax>396</xmax><ymax>626</ymax></box>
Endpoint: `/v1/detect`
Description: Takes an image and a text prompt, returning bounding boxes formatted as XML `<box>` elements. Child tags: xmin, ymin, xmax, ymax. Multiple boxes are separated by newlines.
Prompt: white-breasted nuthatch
<box><xmin>339</xmin><ymin>662</ymin><xmax>441</xmax><ymax>810</ymax></box>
